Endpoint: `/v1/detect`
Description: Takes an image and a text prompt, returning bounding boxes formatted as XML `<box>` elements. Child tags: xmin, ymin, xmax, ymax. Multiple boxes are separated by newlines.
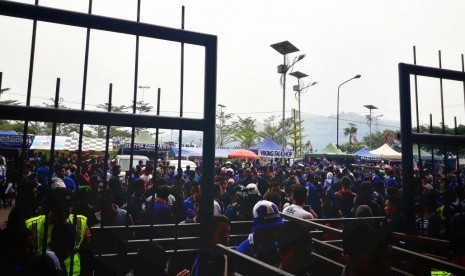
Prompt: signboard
<box><xmin>122</xmin><ymin>143</ymin><xmax>171</xmax><ymax>152</ymax></box>
<box><xmin>258</xmin><ymin>149</ymin><xmax>294</xmax><ymax>158</ymax></box>
<box><xmin>0</xmin><ymin>134</ymin><xmax>34</xmax><ymax>149</ymax></box>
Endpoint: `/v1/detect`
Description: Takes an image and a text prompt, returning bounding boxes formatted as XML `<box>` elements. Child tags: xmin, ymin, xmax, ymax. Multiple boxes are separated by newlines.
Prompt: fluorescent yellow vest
<box><xmin>25</xmin><ymin>214</ymin><xmax>88</xmax><ymax>253</ymax></box>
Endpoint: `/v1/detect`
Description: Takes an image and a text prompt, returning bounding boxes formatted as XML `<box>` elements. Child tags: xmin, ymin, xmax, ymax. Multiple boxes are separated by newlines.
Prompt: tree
<box><xmin>0</xmin><ymin>87</ymin><xmax>20</xmax><ymax>105</ymax></box>
<box><xmin>343</xmin><ymin>123</ymin><xmax>358</xmax><ymax>144</ymax></box>
<box><xmin>288</xmin><ymin>110</ymin><xmax>306</xmax><ymax>157</ymax></box>
<box><xmin>216</xmin><ymin>111</ymin><xmax>235</xmax><ymax>148</ymax></box>
<box><xmin>259</xmin><ymin>115</ymin><xmax>281</xmax><ymax>141</ymax></box>
<box><xmin>361</xmin><ymin>129</ymin><xmax>400</xmax><ymax>150</ymax></box>
<box><xmin>130</xmin><ymin>100</ymin><xmax>154</xmax><ymax>135</ymax></box>
<box><xmin>232</xmin><ymin>116</ymin><xmax>260</xmax><ymax>148</ymax></box>
<box><xmin>90</xmin><ymin>103</ymin><xmax>130</xmax><ymax>138</ymax></box>
<box><xmin>42</xmin><ymin>97</ymin><xmax>79</xmax><ymax>136</ymax></box>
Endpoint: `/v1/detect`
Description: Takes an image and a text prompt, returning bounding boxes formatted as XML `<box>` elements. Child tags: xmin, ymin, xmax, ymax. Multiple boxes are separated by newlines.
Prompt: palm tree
<box><xmin>343</xmin><ymin>123</ymin><xmax>358</xmax><ymax>144</ymax></box>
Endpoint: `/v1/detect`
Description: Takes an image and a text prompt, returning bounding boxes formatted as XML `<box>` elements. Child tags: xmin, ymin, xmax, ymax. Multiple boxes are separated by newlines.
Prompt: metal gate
<box><xmin>0</xmin><ymin>0</ymin><xmax>217</xmax><ymax>272</ymax></box>
<box><xmin>399</xmin><ymin>62</ymin><xmax>465</xmax><ymax>233</ymax></box>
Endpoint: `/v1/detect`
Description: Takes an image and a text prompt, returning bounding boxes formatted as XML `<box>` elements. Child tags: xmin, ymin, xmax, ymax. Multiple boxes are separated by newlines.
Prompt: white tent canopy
<box><xmin>369</xmin><ymin>143</ymin><xmax>401</xmax><ymax>160</ymax></box>
<box><xmin>31</xmin><ymin>135</ymin><xmax>113</xmax><ymax>151</ymax></box>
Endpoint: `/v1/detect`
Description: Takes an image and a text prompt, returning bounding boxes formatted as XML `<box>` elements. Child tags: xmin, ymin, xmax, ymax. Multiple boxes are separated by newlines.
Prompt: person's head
<box><xmin>291</xmin><ymin>185</ymin><xmax>307</xmax><ymax>206</ymax></box>
<box><xmin>269</xmin><ymin>181</ymin><xmax>281</xmax><ymax>194</ymax></box>
<box><xmin>157</xmin><ymin>185</ymin><xmax>170</xmax><ymax>201</ymax></box>
<box><xmin>277</xmin><ymin>221</ymin><xmax>312</xmax><ymax>273</ymax></box>
<box><xmin>342</xmin><ymin>221</ymin><xmax>390</xmax><ymax>275</ymax></box>
<box><xmin>112</xmin><ymin>165</ymin><xmax>121</xmax><ymax>176</ymax></box>
<box><xmin>340</xmin><ymin>176</ymin><xmax>352</xmax><ymax>190</ymax></box>
<box><xmin>212</xmin><ymin>215</ymin><xmax>231</xmax><ymax>246</ymax></box>
<box><xmin>384</xmin><ymin>194</ymin><xmax>402</xmax><ymax>217</ymax></box>
<box><xmin>133</xmin><ymin>179</ymin><xmax>146</xmax><ymax>195</ymax></box>
<box><xmin>252</xmin><ymin>200</ymin><xmax>283</xmax><ymax>233</ymax></box>
<box><xmin>47</xmin><ymin>187</ymin><xmax>74</xmax><ymax>224</ymax></box>
<box><xmin>355</xmin><ymin>205</ymin><xmax>373</xmax><ymax>217</ymax></box>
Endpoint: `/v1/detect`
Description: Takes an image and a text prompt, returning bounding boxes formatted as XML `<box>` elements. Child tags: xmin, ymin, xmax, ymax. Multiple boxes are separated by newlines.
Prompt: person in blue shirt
<box><xmin>57</xmin><ymin>165</ymin><xmax>76</xmax><ymax>191</ymax></box>
<box><xmin>236</xmin><ymin>200</ymin><xmax>283</xmax><ymax>266</ymax></box>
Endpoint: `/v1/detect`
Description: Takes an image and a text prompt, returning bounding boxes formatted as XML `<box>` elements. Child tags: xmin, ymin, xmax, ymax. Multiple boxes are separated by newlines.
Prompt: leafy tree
<box><xmin>42</xmin><ymin>97</ymin><xmax>79</xmax><ymax>136</ymax></box>
<box><xmin>0</xmin><ymin>87</ymin><xmax>20</xmax><ymax>105</ymax></box>
<box><xmin>259</xmin><ymin>115</ymin><xmax>281</xmax><ymax>141</ymax></box>
<box><xmin>232</xmin><ymin>116</ymin><xmax>260</xmax><ymax>148</ymax></box>
<box><xmin>129</xmin><ymin>100</ymin><xmax>154</xmax><ymax>135</ymax></box>
<box><xmin>90</xmin><ymin>103</ymin><xmax>130</xmax><ymax>138</ymax></box>
<box><xmin>216</xmin><ymin>111</ymin><xmax>235</xmax><ymax>148</ymax></box>
<box><xmin>343</xmin><ymin>123</ymin><xmax>358</xmax><ymax>144</ymax></box>
<box><xmin>288</xmin><ymin>110</ymin><xmax>306</xmax><ymax>157</ymax></box>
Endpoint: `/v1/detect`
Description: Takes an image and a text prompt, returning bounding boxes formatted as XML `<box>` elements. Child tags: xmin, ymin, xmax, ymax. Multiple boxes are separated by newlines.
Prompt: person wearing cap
<box><xmin>236</xmin><ymin>200</ymin><xmax>283</xmax><ymax>265</ymax></box>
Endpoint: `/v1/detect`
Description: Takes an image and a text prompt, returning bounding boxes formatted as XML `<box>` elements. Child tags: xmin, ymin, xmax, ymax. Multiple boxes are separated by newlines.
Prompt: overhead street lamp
<box><xmin>138</xmin><ymin>85</ymin><xmax>150</xmax><ymax>101</ymax></box>
<box><xmin>217</xmin><ymin>104</ymin><xmax>226</xmax><ymax>148</ymax></box>
<box><xmin>336</xmin><ymin>74</ymin><xmax>361</xmax><ymax>149</ymax></box>
<box><xmin>290</xmin><ymin>71</ymin><xmax>317</xmax><ymax>157</ymax></box>
<box><xmin>364</xmin><ymin>104</ymin><xmax>379</xmax><ymax>150</ymax></box>
<box><xmin>271</xmin><ymin>41</ymin><xmax>305</xmax><ymax>165</ymax></box>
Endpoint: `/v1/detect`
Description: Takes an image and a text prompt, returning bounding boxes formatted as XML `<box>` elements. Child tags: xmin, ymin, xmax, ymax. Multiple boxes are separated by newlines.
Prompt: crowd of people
<box><xmin>1</xmin><ymin>150</ymin><xmax>465</xmax><ymax>275</ymax></box>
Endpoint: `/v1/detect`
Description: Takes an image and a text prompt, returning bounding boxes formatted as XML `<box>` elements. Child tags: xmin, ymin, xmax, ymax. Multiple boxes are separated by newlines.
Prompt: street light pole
<box><xmin>217</xmin><ymin>104</ymin><xmax>226</xmax><ymax>148</ymax></box>
<box><xmin>364</xmin><ymin>104</ymin><xmax>378</xmax><ymax>150</ymax></box>
<box><xmin>336</xmin><ymin>74</ymin><xmax>361</xmax><ymax>149</ymax></box>
<box><xmin>290</xmin><ymin>71</ymin><xmax>317</xmax><ymax>157</ymax></box>
<box><xmin>271</xmin><ymin>41</ymin><xmax>305</xmax><ymax>166</ymax></box>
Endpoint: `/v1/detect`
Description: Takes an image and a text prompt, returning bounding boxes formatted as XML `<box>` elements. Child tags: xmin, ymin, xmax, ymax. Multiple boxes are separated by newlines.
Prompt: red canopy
<box><xmin>228</xmin><ymin>149</ymin><xmax>259</xmax><ymax>159</ymax></box>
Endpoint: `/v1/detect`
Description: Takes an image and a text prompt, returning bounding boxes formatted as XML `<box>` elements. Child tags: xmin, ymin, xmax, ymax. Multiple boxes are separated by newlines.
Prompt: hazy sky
<box><xmin>1</xmin><ymin>0</ymin><xmax>465</xmax><ymax>139</ymax></box>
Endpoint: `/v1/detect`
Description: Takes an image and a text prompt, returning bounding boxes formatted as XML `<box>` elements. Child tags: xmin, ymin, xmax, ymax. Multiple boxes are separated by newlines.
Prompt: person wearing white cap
<box><xmin>236</xmin><ymin>200</ymin><xmax>283</xmax><ymax>265</ymax></box>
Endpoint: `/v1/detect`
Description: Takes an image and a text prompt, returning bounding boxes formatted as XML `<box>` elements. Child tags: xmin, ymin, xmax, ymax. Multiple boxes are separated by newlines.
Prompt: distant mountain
<box><xmin>301</xmin><ymin>112</ymin><xmax>400</xmax><ymax>151</ymax></box>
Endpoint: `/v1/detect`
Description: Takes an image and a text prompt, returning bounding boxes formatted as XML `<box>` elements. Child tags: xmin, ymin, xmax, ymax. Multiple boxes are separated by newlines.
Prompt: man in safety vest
<box><xmin>25</xmin><ymin>186</ymin><xmax>90</xmax><ymax>275</ymax></box>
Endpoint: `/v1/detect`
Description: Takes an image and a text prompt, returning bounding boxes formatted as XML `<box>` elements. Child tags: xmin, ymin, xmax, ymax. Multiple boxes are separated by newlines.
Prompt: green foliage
<box><xmin>216</xmin><ymin>111</ymin><xmax>235</xmax><ymax>148</ymax></box>
<box><xmin>232</xmin><ymin>116</ymin><xmax>260</xmax><ymax>148</ymax></box>
<box><xmin>343</xmin><ymin>123</ymin><xmax>358</xmax><ymax>144</ymax></box>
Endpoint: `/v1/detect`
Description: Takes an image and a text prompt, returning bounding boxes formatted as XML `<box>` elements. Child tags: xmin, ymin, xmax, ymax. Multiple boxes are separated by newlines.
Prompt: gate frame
<box><xmin>399</xmin><ymin>63</ymin><xmax>465</xmax><ymax>233</ymax></box>
<box><xmin>0</xmin><ymin>0</ymin><xmax>217</xmax><ymax>271</ymax></box>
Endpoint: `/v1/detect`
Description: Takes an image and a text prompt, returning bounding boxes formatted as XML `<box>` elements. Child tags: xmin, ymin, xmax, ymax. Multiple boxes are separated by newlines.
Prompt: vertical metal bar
<box><xmin>430</xmin><ymin>114</ymin><xmax>435</xmax><ymax>181</ymax></box>
<box><xmin>22</xmin><ymin>0</ymin><xmax>39</xmax><ymax>165</ymax></box>
<box><xmin>42</xmin><ymin>77</ymin><xmax>60</xmax><ymax>258</ymax></box>
<box><xmin>462</xmin><ymin>54</ymin><xmax>465</xmax><ymax>115</ymax></box>
<box><xmin>282</xmin><ymin>55</ymin><xmax>287</xmax><ymax>164</ymax></box>
<box><xmin>454</xmin><ymin>117</ymin><xmax>459</xmax><ymax>170</ymax></box>
<box><xmin>103</xmin><ymin>83</ymin><xmax>113</xmax><ymax>191</ymax></box>
<box><xmin>0</xmin><ymin>72</ymin><xmax>2</xmax><ymax>94</ymax></box>
<box><xmin>439</xmin><ymin>51</ymin><xmax>446</xmax><ymax>134</ymax></box>
<box><xmin>177</xmin><ymin>6</ymin><xmax>185</xmax><ymax>168</ymax></box>
<box><xmin>75</xmin><ymin>0</ymin><xmax>93</xmax><ymax>189</ymax></box>
<box><xmin>399</xmin><ymin>64</ymin><xmax>415</xmax><ymax>234</ymax></box>
<box><xmin>129</xmin><ymin>0</ymin><xmax>141</xmax><ymax>183</ymax></box>
<box><xmin>438</xmin><ymin>51</ymin><xmax>448</xmax><ymax>177</ymax></box>
<box><xmin>413</xmin><ymin>46</ymin><xmax>422</xmax><ymax>171</ymax></box>
<box><xmin>154</xmin><ymin>88</ymin><xmax>161</xmax><ymax>160</ymax></box>
<box><xmin>199</xmin><ymin>35</ymin><xmax>217</xmax><ymax>276</ymax></box>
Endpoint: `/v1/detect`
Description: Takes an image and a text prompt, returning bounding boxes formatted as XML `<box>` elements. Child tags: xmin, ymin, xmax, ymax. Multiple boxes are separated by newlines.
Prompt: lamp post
<box><xmin>138</xmin><ymin>85</ymin><xmax>150</xmax><ymax>101</ymax></box>
<box><xmin>364</xmin><ymin>104</ymin><xmax>378</xmax><ymax>149</ymax></box>
<box><xmin>217</xmin><ymin>104</ymin><xmax>226</xmax><ymax>148</ymax></box>
<box><xmin>336</xmin><ymin>74</ymin><xmax>361</xmax><ymax>149</ymax></box>
<box><xmin>271</xmin><ymin>41</ymin><xmax>305</xmax><ymax>165</ymax></box>
<box><xmin>290</xmin><ymin>71</ymin><xmax>317</xmax><ymax>157</ymax></box>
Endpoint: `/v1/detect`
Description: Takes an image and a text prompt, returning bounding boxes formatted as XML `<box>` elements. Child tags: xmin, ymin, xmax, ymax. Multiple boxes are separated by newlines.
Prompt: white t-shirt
<box><xmin>213</xmin><ymin>200</ymin><xmax>222</xmax><ymax>215</ymax></box>
<box><xmin>283</xmin><ymin>204</ymin><xmax>314</xmax><ymax>219</ymax></box>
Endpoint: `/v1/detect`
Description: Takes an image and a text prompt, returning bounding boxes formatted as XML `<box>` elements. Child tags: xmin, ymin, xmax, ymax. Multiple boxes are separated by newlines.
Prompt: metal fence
<box><xmin>0</xmin><ymin>1</ymin><xmax>217</xmax><ymax>274</ymax></box>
